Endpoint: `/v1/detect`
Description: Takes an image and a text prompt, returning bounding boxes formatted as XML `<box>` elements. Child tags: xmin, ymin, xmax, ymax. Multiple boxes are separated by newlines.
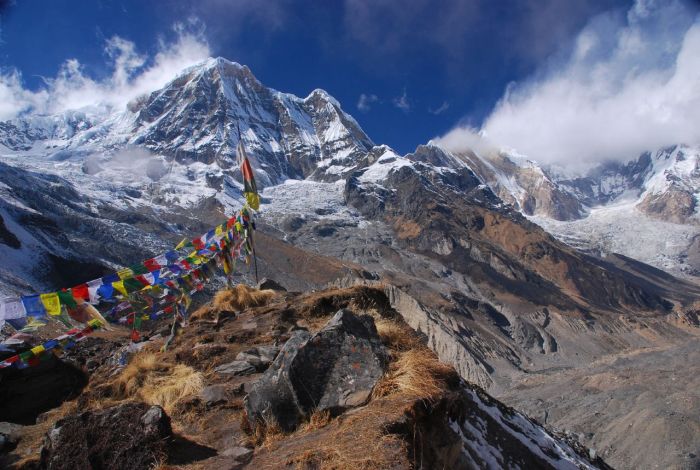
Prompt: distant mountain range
<box><xmin>1</xmin><ymin>57</ymin><xmax>699</xmax><ymax>469</ymax></box>
<box><xmin>451</xmin><ymin>144</ymin><xmax>699</xmax><ymax>277</ymax></box>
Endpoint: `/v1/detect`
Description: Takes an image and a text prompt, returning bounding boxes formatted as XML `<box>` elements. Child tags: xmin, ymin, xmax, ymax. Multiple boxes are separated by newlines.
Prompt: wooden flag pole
<box><xmin>236</xmin><ymin>123</ymin><xmax>260</xmax><ymax>285</ymax></box>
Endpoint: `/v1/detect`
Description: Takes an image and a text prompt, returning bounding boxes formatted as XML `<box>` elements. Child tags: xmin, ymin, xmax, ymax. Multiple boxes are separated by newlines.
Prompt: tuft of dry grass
<box><xmin>106</xmin><ymin>352</ymin><xmax>204</xmax><ymax>415</ymax></box>
<box><xmin>375</xmin><ymin>318</ymin><xmax>423</xmax><ymax>352</ymax></box>
<box><xmin>373</xmin><ymin>348</ymin><xmax>455</xmax><ymax>402</ymax></box>
<box><xmin>241</xmin><ymin>411</ymin><xmax>286</xmax><ymax>448</ymax></box>
<box><xmin>191</xmin><ymin>285</ymin><xmax>276</xmax><ymax>322</ymax></box>
<box><xmin>297</xmin><ymin>409</ymin><xmax>332</xmax><ymax>434</ymax></box>
<box><xmin>283</xmin><ymin>429</ymin><xmax>407</xmax><ymax>470</ymax></box>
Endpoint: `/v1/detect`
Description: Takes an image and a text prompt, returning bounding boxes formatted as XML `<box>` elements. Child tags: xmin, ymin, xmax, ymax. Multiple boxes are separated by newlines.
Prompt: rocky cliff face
<box><xmin>452</xmin><ymin>148</ymin><xmax>585</xmax><ymax>221</ymax></box>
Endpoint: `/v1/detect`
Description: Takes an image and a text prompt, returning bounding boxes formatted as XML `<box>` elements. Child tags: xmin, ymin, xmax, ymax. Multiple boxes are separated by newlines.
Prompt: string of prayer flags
<box><xmin>0</xmin><ymin>319</ymin><xmax>103</xmax><ymax>369</ymax></box>
<box><xmin>0</xmin><ymin>205</ymin><xmax>257</xmax><ymax>367</ymax></box>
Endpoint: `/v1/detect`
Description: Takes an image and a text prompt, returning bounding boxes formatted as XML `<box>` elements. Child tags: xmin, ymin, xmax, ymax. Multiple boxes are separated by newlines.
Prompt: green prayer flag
<box><xmin>57</xmin><ymin>290</ymin><xmax>77</xmax><ymax>308</ymax></box>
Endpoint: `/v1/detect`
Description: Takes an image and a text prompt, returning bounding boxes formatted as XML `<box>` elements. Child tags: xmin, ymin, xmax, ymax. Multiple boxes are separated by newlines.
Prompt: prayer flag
<box><xmin>87</xmin><ymin>279</ymin><xmax>103</xmax><ymax>304</ymax></box>
<box><xmin>40</xmin><ymin>293</ymin><xmax>62</xmax><ymax>316</ymax></box>
<box><xmin>57</xmin><ymin>290</ymin><xmax>78</xmax><ymax>308</ymax></box>
<box><xmin>0</xmin><ymin>298</ymin><xmax>26</xmax><ymax>320</ymax></box>
<box><xmin>102</xmin><ymin>273</ymin><xmax>119</xmax><ymax>285</ymax></box>
<box><xmin>72</xmin><ymin>284</ymin><xmax>90</xmax><ymax>302</ymax></box>
<box><xmin>144</xmin><ymin>258</ymin><xmax>161</xmax><ymax>272</ymax></box>
<box><xmin>113</xmin><ymin>281</ymin><xmax>128</xmax><ymax>297</ymax></box>
<box><xmin>117</xmin><ymin>268</ymin><xmax>134</xmax><ymax>280</ymax></box>
<box><xmin>22</xmin><ymin>295</ymin><xmax>46</xmax><ymax>319</ymax></box>
<box><xmin>238</xmin><ymin>140</ymin><xmax>260</xmax><ymax>210</ymax></box>
<box><xmin>97</xmin><ymin>283</ymin><xmax>114</xmax><ymax>300</ymax></box>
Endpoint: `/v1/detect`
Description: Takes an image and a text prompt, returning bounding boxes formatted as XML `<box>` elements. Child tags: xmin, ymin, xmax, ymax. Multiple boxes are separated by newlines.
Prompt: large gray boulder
<box><xmin>245</xmin><ymin>309</ymin><xmax>388</xmax><ymax>432</ymax></box>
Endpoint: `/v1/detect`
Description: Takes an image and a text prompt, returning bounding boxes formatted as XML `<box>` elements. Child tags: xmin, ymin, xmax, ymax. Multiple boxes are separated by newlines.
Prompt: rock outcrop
<box><xmin>245</xmin><ymin>309</ymin><xmax>388</xmax><ymax>432</ymax></box>
<box><xmin>39</xmin><ymin>403</ymin><xmax>172</xmax><ymax>470</ymax></box>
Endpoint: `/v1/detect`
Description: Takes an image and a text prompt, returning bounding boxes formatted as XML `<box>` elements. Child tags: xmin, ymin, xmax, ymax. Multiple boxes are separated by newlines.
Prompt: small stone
<box><xmin>215</xmin><ymin>360</ymin><xmax>256</xmax><ymax>376</ymax></box>
<box><xmin>235</xmin><ymin>345</ymin><xmax>281</xmax><ymax>371</ymax></box>
<box><xmin>341</xmin><ymin>389</ymin><xmax>372</xmax><ymax>407</ymax></box>
<box><xmin>256</xmin><ymin>345</ymin><xmax>280</xmax><ymax>364</ymax></box>
<box><xmin>221</xmin><ymin>446</ymin><xmax>253</xmax><ymax>463</ymax></box>
<box><xmin>236</xmin><ymin>351</ymin><xmax>264</xmax><ymax>369</ymax></box>
<box><xmin>200</xmin><ymin>385</ymin><xmax>228</xmax><ymax>405</ymax></box>
<box><xmin>141</xmin><ymin>406</ymin><xmax>166</xmax><ymax>427</ymax></box>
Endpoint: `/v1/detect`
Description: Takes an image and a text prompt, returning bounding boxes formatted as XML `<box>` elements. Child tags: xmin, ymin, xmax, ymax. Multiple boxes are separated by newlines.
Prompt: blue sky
<box><xmin>1</xmin><ymin>0</ymin><xmax>699</xmax><ymax>163</ymax></box>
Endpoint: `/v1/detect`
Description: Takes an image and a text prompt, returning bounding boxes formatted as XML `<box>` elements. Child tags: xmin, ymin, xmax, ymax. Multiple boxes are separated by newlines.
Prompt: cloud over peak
<box><xmin>0</xmin><ymin>23</ymin><xmax>210</xmax><ymax>120</ymax></box>
<box><xmin>440</xmin><ymin>0</ymin><xmax>700</xmax><ymax>166</ymax></box>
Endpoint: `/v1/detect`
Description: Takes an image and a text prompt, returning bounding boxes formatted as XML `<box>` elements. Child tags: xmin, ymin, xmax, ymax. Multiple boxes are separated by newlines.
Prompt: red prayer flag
<box><xmin>72</xmin><ymin>284</ymin><xmax>90</xmax><ymax>302</ymax></box>
<box><xmin>143</xmin><ymin>258</ymin><xmax>161</xmax><ymax>271</ymax></box>
<box><xmin>193</xmin><ymin>237</ymin><xmax>205</xmax><ymax>250</ymax></box>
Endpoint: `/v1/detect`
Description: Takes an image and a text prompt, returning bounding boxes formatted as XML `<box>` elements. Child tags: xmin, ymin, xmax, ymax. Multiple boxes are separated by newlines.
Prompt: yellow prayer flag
<box><xmin>40</xmin><ymin>293</ymin><xmax>62</xmax><ymax>316</ymax></box>
<box><xmin>117</xmin><ymin>268</ymin><xmax>133</xmax><ymax>280</ymax></box>
<box><xmin>215</xmin><ymin>224</ymin><xmax>224</xmax><ymax>236</ymax></box>
<box><xmin>113</xmin><ymin>280</ymin><xmax>128</xmax><ymax>297</ymax></box>
<box><xmin>31</xmin><ymin>345</ymin><xmax>45</xmax><ymax>355</ymax></box>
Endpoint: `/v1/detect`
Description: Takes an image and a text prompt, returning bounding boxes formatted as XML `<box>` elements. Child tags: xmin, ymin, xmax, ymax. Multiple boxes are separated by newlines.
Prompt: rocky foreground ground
<box><xmin>0</xmin><ymin>285</ymin><xmax>609</xmax><ymax>469</ymax></box>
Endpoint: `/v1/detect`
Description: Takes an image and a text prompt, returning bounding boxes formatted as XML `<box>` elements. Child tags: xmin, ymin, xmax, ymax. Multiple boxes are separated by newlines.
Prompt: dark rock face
<box><xmin>244</xmin><ymin>330</ymin><xmax>311</xmax><ymax>431</ymax></box>
<box><xmin>245</xmin><ymin>310</ymin><xmax>388</xmax><ymax>432</ymax></box>
<box><xmin>39</xmin><ymin>403</ymin><xmax>172</xmax><ymax>470</ymax></box>
<box><xmin>0</xmin><ymin>356</ymin><xmax>87</xmax><ymax>425</ymax></box>
<box><xmin>0</xmin><ymin>215</ymin><xmax>21</xmax><ymax>249</ymax></box>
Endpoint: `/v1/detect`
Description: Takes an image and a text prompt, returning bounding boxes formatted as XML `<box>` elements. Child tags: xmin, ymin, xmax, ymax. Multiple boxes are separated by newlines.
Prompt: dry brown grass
<box><xmin>373</xmin><ymin>348</ymin><xmax>455</xmax><ymax>402</ymax></box>
<box><xmin>375</xmin><ymin>318</ymin><xmax>423</xmax><ymax>352</ymax></box>
<box><xmin>106</xmin><ymin>352</ymin><xmax>204</xmax><ymax>414</ymax></box>
<box><xmin>241</xmin><ymin>411</ymin><xmax>286</xmax><ymax>448</ymax></box>
<box><xmin>280</xmin><ymin>406</ymin><xmax>411</xmax><ymax>470</ymax></box>
<box><xmin>191</xmin><ymin>285</ymin><xmax>276</xmax><ymax>322</ymax></box>
<box><xmin>297</xmin><ymin>409</ymin><xmax>332</xmax><ymax>434</ymax></box>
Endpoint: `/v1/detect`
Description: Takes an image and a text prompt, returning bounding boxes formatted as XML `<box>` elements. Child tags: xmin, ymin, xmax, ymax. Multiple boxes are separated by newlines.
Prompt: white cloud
<box><xmin>433</xmin><ymin>126</ymin><xmax>499</xmax><ymax>156</ymax></box>
<box><xmin>357</xmin><ymin>93</ymin><xmax>378</xmax><ymax>112</ymax></box>
<box><xmin>393</xmin><ymin>88</ymin><xmax>410</xmax><ymax>112</ymax></box>
<box><xmin>440</xmin><ymin>0</ymin><xmax>700</xmax><ymax>165</ymax></box>
<box><xmin>429</xmin><ymin>101</ymin><xmax>450</xmax><ymax>115</ymax></box>
<box><xmin>0</xmin><ymin>23</ymin><xmax>210</xmax><ymax>120</ymax></box>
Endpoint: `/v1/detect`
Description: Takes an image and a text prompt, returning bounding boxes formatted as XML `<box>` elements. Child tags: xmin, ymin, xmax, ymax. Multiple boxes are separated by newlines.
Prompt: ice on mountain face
<box><xmin>530</xmin><ymin>198</ymin><xmax>699</xmax><ymax>277</ymax></box>
<box><xmin>257</xmin><ymin>179</ymin><xmax>362</xmax><ymax>227</ymax></box>
<box><xmin>357</xmin><ymin>149</ymin><xmax>413</xmax><ymax>185</ymax></box>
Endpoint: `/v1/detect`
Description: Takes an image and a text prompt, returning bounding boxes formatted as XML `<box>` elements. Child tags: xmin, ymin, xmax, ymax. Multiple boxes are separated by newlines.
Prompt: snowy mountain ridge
<box><xmin>436</xmin><ymin>143</ymin><xmax>700</xmax><ymax>277</ymax></box>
